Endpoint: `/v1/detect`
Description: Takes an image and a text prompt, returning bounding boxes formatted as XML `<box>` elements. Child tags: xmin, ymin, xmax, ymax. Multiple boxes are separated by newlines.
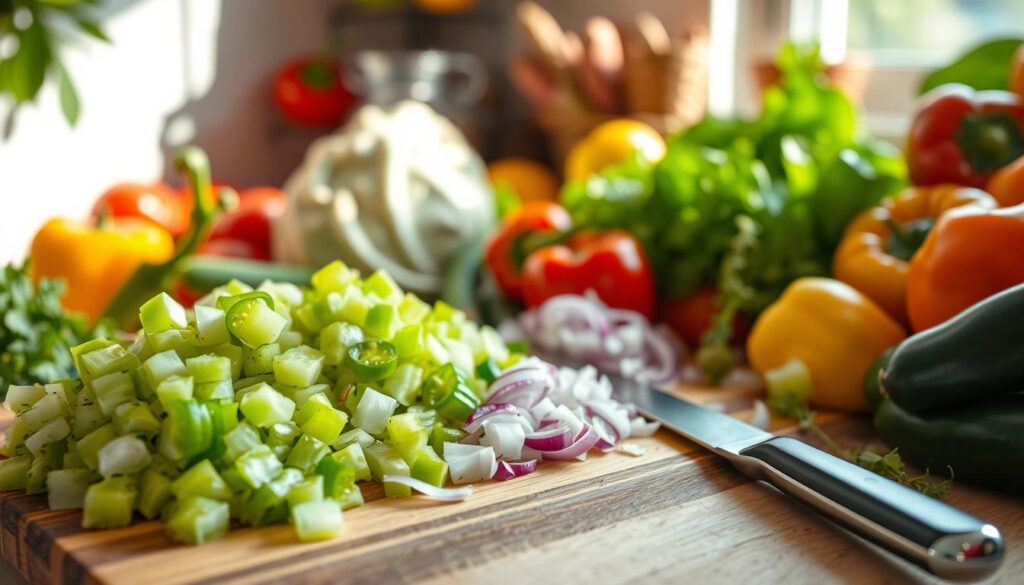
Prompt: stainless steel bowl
<box><xmin>345</xmin><ymin>50</ymin><xmax>487</xmax><ymax>109</ymax></box>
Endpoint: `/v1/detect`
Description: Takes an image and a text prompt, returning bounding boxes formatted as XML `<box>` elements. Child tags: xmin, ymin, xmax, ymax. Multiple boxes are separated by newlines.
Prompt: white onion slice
<box><xmin>629</xmin><ymin>417</ymin><xmax>661</xmax><ymax>437</ymax></box>
<box><xmin>479</xmin><ymin>421</ymin><xmax>526</xmax><ymax>461</ymax></box>
<box><xmin>382</xmin><ymin>475</ymin><xmax>473</xmax><ymax>501</ymax></box>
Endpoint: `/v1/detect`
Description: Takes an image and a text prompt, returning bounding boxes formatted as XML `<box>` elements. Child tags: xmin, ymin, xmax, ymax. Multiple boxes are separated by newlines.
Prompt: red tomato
<box><xmin>273</xmin><ymin>56</ymin><xmax>357</xmax><ymax>127</ymax></box>
<box><xmin>660</xmin><ymin>285</ymin><xmax>750</xmax><ymax>347</ymax></box>
<box><xmin>205</xmin><ymin>188</ymin><xmax>287</xmax><ymax>261</ymax></box>
<box><xmin>92</xmin><ymin>183</ymin><xmax>188</xmax><ymax>238</ymax></box>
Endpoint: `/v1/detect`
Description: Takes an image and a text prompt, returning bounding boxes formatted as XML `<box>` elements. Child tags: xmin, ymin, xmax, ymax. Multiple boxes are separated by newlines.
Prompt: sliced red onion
<box><xmin>629</xmin><ymin>417</ymin><xmax>661</xmax><ymax>437</ymax></box>
<box><xmin>382</xmin><ymin>475</ymin><xmax>473</xmax><ymax>501</ymax></box>
<box><xmin>523</xmin><ymin>424</ymin><xmax>572</xmax><ymax>451</ymax></box>
<box><xmin>589</xmin><ymin>414</ymin><xmax>620</xmax><ymax>451</ymax></box>
<box><xmin>541</xmin><ymin>423</ymin><xmax>601</xmax><ymax>461</ymax></box>
<box><xmin>585</xmin><ymin>401</ymin><xmax>631</xmax><ymax>442</ymax></box>
<box><xmin>444</xmin><ymin>443</ymin><xmax>498</xmax><ymax>484</ymax></box>
<box><xmin>492</xmin><ymin>459</ymin><xmax>538</xmax><ymax>481</ymax></box>
<box><xmin>479</xmin><ymin>421</ymin><xmax>526</xmax><ymax>461</ymax></box>
<box><xmin>618</xmin><ymin>443</ymin><xmax>646</xmax><ymax>457</ymax></box>
<box><xmin>519</xmin><ymin>446</ymin><xmax>542</xmax><ymax>462</ymax></box>
<box><xmin>464</xmin><ymin>411</ymin><xmax>533</xmax><ymax>435</ymax></box>
<box><xmin>548</xmin><ymin>404</ymin><xmax>584</xmax><ymax>437</ymax></box>
<box><xmin>464</xmin><ymin>403</ymin><xmax>520</xmax><ymax>429</ymax></box>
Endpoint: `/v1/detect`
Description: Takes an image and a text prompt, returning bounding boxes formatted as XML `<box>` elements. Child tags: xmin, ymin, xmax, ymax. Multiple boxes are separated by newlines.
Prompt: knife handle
<box><xmin>732</xmin><ymin>436</ymin><xmax>1004</xmax><ymax>581</ymax></box>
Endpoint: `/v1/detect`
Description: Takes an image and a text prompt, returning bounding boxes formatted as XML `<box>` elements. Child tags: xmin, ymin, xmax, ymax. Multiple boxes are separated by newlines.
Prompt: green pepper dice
<box><xmin>421</xmin><ymin>364</ymin><xmax>480</xmax><ymax>423</ymax></box>
<box><xmin>347</xmin><ymin>340</ymin><xmax>398</xmax><ymax>381</ymax></box>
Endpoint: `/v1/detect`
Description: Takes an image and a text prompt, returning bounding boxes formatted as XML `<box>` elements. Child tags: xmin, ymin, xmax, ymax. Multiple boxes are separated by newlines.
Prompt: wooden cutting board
<box><xmin>0</xmin><ymin>383</ymin><xmax>1020</xmax><ymax>585</ymax></box>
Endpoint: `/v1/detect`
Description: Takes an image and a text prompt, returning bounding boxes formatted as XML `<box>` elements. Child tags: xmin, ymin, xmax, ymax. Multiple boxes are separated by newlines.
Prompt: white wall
<box><xmin>0</xmin><ymin>0</ymin><xmax>331</xmax><ymax>263</ymax></box>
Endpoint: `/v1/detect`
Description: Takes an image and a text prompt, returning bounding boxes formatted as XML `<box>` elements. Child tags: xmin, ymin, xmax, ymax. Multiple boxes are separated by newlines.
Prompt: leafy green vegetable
<box><xmin>0</xmin><ymin>262</ymin><xmax>109</xmax><ymax>396</ymax></box>
<box><xmin>561</xmin><ymin>44</ymin><xmax>906</xmax><ymax>373</ymax></box>
<box><xmin>919</xmin><ymin>38</ymin><xmax>1023</xmax><ymax>95</ymax></box>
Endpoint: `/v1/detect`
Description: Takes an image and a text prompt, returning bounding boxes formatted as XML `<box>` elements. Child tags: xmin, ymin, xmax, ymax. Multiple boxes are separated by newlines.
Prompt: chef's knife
<box><xmin>612</xmin><ymin>378</ymin><xmax>1005</xmax><ymax>582</ymax></box>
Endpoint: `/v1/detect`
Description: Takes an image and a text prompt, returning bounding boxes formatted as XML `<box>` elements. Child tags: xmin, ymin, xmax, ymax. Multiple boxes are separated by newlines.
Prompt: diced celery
<box><xmin>193</xmin><ymin>305</ymin><xmax>230</xmax><ymax>346</ymax></box>
<box><xmin>393</xmin><ymin>325</ymin><xmax>425</xmax><ymax>359</ymax></box>
<box><xmin>26</xmin><ymin>444</ymin><xmax>63</xmax><ymax>494</ymax></box>
<box><xmin>91</xmin><ymin>371</ymin><xmax>136</xmax><ymax>416</ymax></box>
<box><xmin>311</xmin><ymin>260</ymin><xmax>359</xmax><ymax>293</ymax></box>
<box><xmin>442</xmin><ymin>339</ymin><xmax>475</xmax><ymax>379</ymax></box>
<box><xmin>186</xmin><ymin>354</ymin><xmax>232</xmax><ymax>384</ymax></box>
<box><xmin>62</xmin><ymin>448</ymin><xmax>86</xmax><ymax>470</ymax></box>
<box><xmin>229</xmin><ymin>300</ymin><xmax>287</xmax><ymax>348</ymax></box>
<box><xmin>286</xmin><ymin>475</ymin><xmax>324</xmax><ymax>508</ymax></box>
<box><xmin>479</xmin><ymin>326</ymin><xmax>510</xmax><ymax>364</ymax></box>
<box><xmin>292</xmin><ymin>500</ymin><xmax>344</xmax><ymax>541</ymax></box>
<box><xmin>4</xmin><ymin>385</ymin><xmax>45</xmax><ymax>413</ymax></box>
<box><xmin>143</xmin><ymin>350</ymin><xmax>188</xmax><ymax>393</ymax></box>
<box><xmin>243</xmin><ymin>343</ymin><xmax>281</xmax><ymax>377</ymax></box>
<box><xmin>397</xmin><ymin>293</ymin><xmax>430</xmax><ymax>325</ymax></box>
<box><xmin>72</xmin><ymin>389</ymin><xmax>105</xmax><ymax>439</ymax></box>
<box><xmin>113</xmin><ymin>401</ymin><xmax>161</xmax><ymax>438</ymax></box>
<box><xmin>157</xmin><ymin>401</ymin><xmax>213</xmax><ymax>463</ymax></box>
<box><xmin>195</xmin><ymin>380</ymin><xmax>233</xmax><ymax>401</ymax></box>
<box><xmin>221</xmin><ymin>467</ymin><xmax>248</xmax><ymax>493</ymax></box>
<box><xmin>258</xmin><ymin>280</ymin><xmax>303</xmax><ymax>307</ymax></box>
<box><xmin>339</xmin><ymin>294</ymin><xmax>372</xmax><ymax>328</ymax></box>
<box><xmin>362</xmin><ymin>269</ymin><xmax>401</xmax><ymax>300</ymax></box>
<box><xmin>97</xmin><ymin>435</ymin><xmax>151</xmax><ymax>477</ymax></box>
<box><xmin>156</xmin><ymin>375</ymin><xmax>194</xmax><ymax>408</ymax></box>
<box><xmin>127</xmin><ymin>332</ymin><xmax>155</xmax><ymax>361</ymax></box>
<box><xmin>47</xmin><ymin>468</ymin><xmax>91</xmax><ymax>509</ymax></box>
<box><xmin>70</xmin><ymin>339</ymin><xmax>116</xmax><ymax>376</ymax></box>
<box><xmin>0</xmin><ymin>455</ymin><xmax>31</xmax><ymax>490</ymax></box>
<box><xmin>173</xmin><ymin>460</ymin><xmax>231</xmax><ymax>501</ymax></box>
<box><xmin>383</xmin><ymin>363</ymin><xmax>423</xmax><ymax>406</ymax></box>
<box><xmin>273</xmin><ymin>346</ymin><xmax>324</xmax><ymax>387</ymax></box>
<box><xmin>82</xmin><ymin>476</ymin><xmax>137</xmax><ymax>529</ymax></box>
<box><xmin>148</xmin><ymin>328</ymin><xmax>198</xmax><ymax>354</ymax></box>
<box><xmin>312</xmin><ymin>291</ymin><xmax>344</xmax><ymax>326</ymax></box>
<box><xmin>365</xmin><ymin>304</ymin><xmax>397</xmax><ymax>339</ymax></box>
<box><xmin>300</xmin><ymin>404</ymin><xmax>348</xmax><ymax>446</ymax></box>
<box><xmin>410</xmin><ymin>448</ymin><xmax>449</xmax><ymax>487</ymax></box>
<box><xmin>235</xmin><ymin>445</ymin><xmax>283</xmax><ymax>489</ymax></box>
<box><xmin>77</xmin><ymin>424</ymin><xmax>116</xmax><ymax>471</ymax></box>
<box><xmin>293</xmin><ymin>393</ymin><xmax>334</xmax><ymax>426</ymax></box>
<box><xmin>2</xmin><ymin>418</ymin><xmax>30</xmax><ymax>456</ymax></box>
<box><xmin>319</xmin><ymin>322</ymin><xmax>363</xmax><ymax>366</ymax></box>
<box><xmin>138</xmin><ymin>469</ymin><xmax>174</xmax><ymax>519</ymax></box>
<box><xmin>209</xmin><ymin>343</ymin><xmax>244</xmax><ymax>380</ymax></box>
<box><xmin>222</xmin><ymin>422</ymin><xmax>263</xmax><ymax>463</ymax></box>
<box><xmin>364</xmin><ymin>442</ymin><xmax>411</xmax><ymax>498</ymax></box>
<box><xmin>166</xmin><ymin>496</ymin><xmax>230</xmax><ymax>545</ymax></box>
<box><xmin>386</xmin><ymin>413</ymin><xmax>428</xmax><ymax>464</ymax></box>
<box><xmin>79</xmin><ymin>344</ymin><xmax>140</xmax><ymax>384</ymax></box>
<box><xmin>240</xmin><ymin>468</ymin><xmax>302</xmax><ymax>526</ymax></box>
<box><xmin>265</xmin><ymin>422</ymin><xmax>301</xmax><ymax>450</ymax></box>
<box><xmin>295</xmin><ymin>303</ymin><xmax>324</xmax><ymax>333</ymax></box>
<box><xmin>25</xmin><ymin>417</ymin><xmax>70</xmax><ymax>456</ymax></box>
<box><xmin>21</xmin><ymin>392</ymin><xmax>69</xmax><ymax>432</ymax></box>
<box><xmin>140</xmin><ymin>292</ymin><xmax>188</xmax><ymax>335</ymax></box>
<box><xmin>196</xmin><ymin>280</ymin><xmax>252</xmax><ymax>308</ymax></box>
<box><xmin>285</xmin><ymin>435</ymin><xmax>329</xmax><ymax>472</ymax></box>
<box><xmin>278</xmin><ymin>331</ymin><xmax>303</xmax><ymax>351</ymax></box>
<box><xmin>332</xmin><ymin>444</ymin><xmax>371</xmax><ymax>482</ymax></box>
<box><xmin>289</xmin><ymin>383</ymin><xmax>330</xmax><ymax>408</ymax></box>
<box><xmin>315</xmin><ymin>455</ymin><xmax>355</xmax><ymax>499</ymax></box>
<box><xmin>430</xmin><ymin>424</ymin><xmax>466</xmax><ymax>455</ymax></box>
<box><xmin>352</xmin><ymin>388</ymin><xmax>398</xmax><ymax>435</ymax></box>
<box><xmin>406</xmin><ymin>405</ymin><xmax>436</xmax><ymax>429</ymax></box>
<box><xmin>424</xmin><ymin>334</ymin><xmax>449</xmax><ymax>368</ymax></box>
<box><xmin>240</xmin><ymin>383</ymin><xmax>295</xmax><ymax>427</ymax></box>
<box><xmin>337</xmin><ymin>485</ymin><xmax>364</xmax><ymax>510</ymax></box>
<box><xmin>333</xmin><ymin>428</ymin><xmax>376</xmax><ymax>451</ymax></box>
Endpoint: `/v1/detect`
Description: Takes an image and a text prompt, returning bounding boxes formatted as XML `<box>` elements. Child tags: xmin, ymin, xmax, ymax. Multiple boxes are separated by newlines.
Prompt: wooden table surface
<box><xmin>0</xmin><ymin>383</ymin><xmax>1019</xmax><ymax>585</ymax></box>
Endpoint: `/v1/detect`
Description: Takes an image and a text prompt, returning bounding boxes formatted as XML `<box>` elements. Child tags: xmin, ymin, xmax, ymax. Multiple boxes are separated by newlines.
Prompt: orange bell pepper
<box><xmin>906</xmin><ymin>202</ymin><xmax>1024</xmax><ymax>331</ymax></box>
<box><xmin>985</xmin><ymin>153</ymin><xmax>1024</xmax><ymax>207</ymax></box>
<box><xmin>833</xmin><ymin>185</ymin><xmax>995</xmax><ymax>325</ymax></box>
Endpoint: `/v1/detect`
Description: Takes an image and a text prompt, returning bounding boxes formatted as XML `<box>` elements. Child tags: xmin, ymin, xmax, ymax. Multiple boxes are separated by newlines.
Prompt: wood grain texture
<box><xmin>0</xmin><ymin>387</ymin><xmax>1020</xmax><ymax>585</ymax></box>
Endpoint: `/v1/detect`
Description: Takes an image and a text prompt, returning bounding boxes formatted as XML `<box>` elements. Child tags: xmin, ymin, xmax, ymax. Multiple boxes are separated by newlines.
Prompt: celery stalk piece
<box><xmin>222</xmin><ymin>422</ymin><xmax>263</xmax><ymax>463</ymax></box>
<box><xmin>25</xmin><ymin>417</ymin><xmax>71</xmax><ymax>456</ymax></box>
<box><xmin>424</xmin><ymin>334</ymin><xmax>449</xmax><ymax>368</ymax></box>
<box><xmin>365</xmin><ymin>304</ymin><xmax>397</xmax><ymax>339</ymax></box>
<box><xmin>139</xmin><ymin>292</ymin><xmax>189</xmax><ymax>335</ymax></box>
<box><xmin>76</xmin><ymin>424</ymin><xmax>116</xmax><ymax>471</ymax></box>
<box><xmin>285</xmin><ymin>435</ymin><xmax>330</xmax><ymax>472</ymax></box>
<box><xmin>386</xmin><ymin>413</ymin><xmax>428</xmax><ymax>464</ymax></box>
<box><xmin>480</xmin><ymin>326</ymin><xmax>510</xmax><ymax>364</ymax></box>
<box><xmin>411</xmin><ymin>448</ymin><xmax>449</xmax><ymax>487</ymax></box>
<box><xmin>277</xmin><ymin>331</ymin><xmax>303</xmax><ymax>351</ymax></box>
<box><xmin>113</xmin><ymin>401</ymin><xmax>161</xmax><ymax>438</ymax></box>
<box><xmin>186</xmin><ymin>355</ymin><xmax>232</xmax><ymax>384</ymax></box>
<box><xmin>352</xmin><ymin>388</ymin><xmax>398</xmax><ymax>436</ymax></box>
<box><xmin>82</xmin><ymin>476</ymin><xmax>138</xmax><ymax>529</ymax></box>
<box><xmin>172</xmin><ymin>460</ymin><xmax>232</xmax><ymax>501</ymax></box>
<box><xmin>397</xmin><ymin>293</ymin><xmax>430</xmax><ymax>325</ymax></box>
<box><xmin>300</xmin><ymin>405</ymin><xmax>348</xmax><ymax>446</ymax></box>
<box><xmin>337</xmin><ymin>485</ymin><xmax>364</xmax><ymax>510</ymax></box>
<box><xmin>243</xmin><ymin>343</ymin><xmax>281</xmax><ymax>377</ymax></box>
<box><xmin>311</xmin><ymin>260</ymin><xmax>359</xmax><ymax>293</ymax></box>
<box><xmin>362</xmin><ymin>269</ymin><xmax>402</xmax><ymax>301</ymax></box>
<box><xmin>383</xmin><ymin>363</ymin><xmax>424</xmax><ymax>406</ymax></box>
<box><xmin>209</xmin><ymin>343</ymin><xmax>244</xmax><ymax>380</ymax></box>
<box><xmin>273</xmin><ymin>346</ymin><xmax>325</xmax><ymax>388</ymax></box>
<box><xmin>148</xmin><ymin>329</ymin><xmax>198</xmax><ymax>354</ymax></box>
<box><xmin>293</xmin><ymin>393</ymin><xmax>334</xmax><ymax>426</ymax></box>
<box><xmin>47</xmin><ymin>468</ymin><xmax>91</xmax><ymax>509</ymax></box>
<box><xmin>79</xmin><ymin>344</ymin><xmax>140</xmax><ymax>384</ymax></box>
<box><xmin>157</xmin><ymin>400</ymin><xmax>213</xmax><ymax>462</ymax></box>
<box><xmin>319</xmin><ymin>322</ymin><xmax>363</xmax><ymax>366</ymax></box>
<box><xmin>98</xmin><ymin>435</ymin><xmax>152</xmax><ymax>477</ymax></box>
<box><xmin>235</xmin><ymin>445</ymin><xmax>283</xmax><ymax>489</ymax></box>
<box><xmin>128</xmin><ymin>331</ymin><xmax>155</xmax><ymax>362</ymax></box>
<box><xmin>143</xmin><ymin>350</ymin><xmax>188</xmax><ymax>392</ymax></box>
<box><xmin>5</xmin><ymin>385</ymin><xmax>46</xmax><ymax>414</ymax></box>
<box><xmin>333</xmin><ymin>428</ymin><xmax>376</xmax><ymax>451</ymax></box>
<box><xmin>430</xmin><ymin>424</ymin><xmax>466</xmax><ymax>455</ymax></box>
<box><xmin>0</xmin><ymin>455</ymin><xmax>31</xmax><ymax>490</ymax></box>
<box><xmin>393</xmin><ymin>325</ymin><xmax>425</xmax><ymax>359</ymax></box>
<box><xmin>138</xmin><ymin>469</ymin><xmax>174</xmax><ymax>519</ymax></box>
<box><xmin>233</xmin><ymin>375</ymin><xmax>275</xmax><ymax>394</ymax></box>
<box><xmin>166</xmin><ymin>496</ymin><xmax>230</xmax><ymax>545</ymax></box>
<box><xmin>193</xmin><ymin>305</ymin><xmax>230</xmax><ymax>346</ymax></box>
<box><xmin>26</xmin><ymin>444</ymin><xmax>63</xmax><ymax>494</ymax></box>
<box><xmin>62</xmin><ymin>448</ymin><xmax>87</xmax><ymax>470</ymax></box>
<box><xmin>332</xmin><ymin>444</ymin><xmax>371</xmax><ymax>482</ymax></box>
<box><xmin>195</xmin><ymin>380</ymin><xmax>234</xmax><ymax>401</ymax></box>
<box><xmin>156</xmin><ymin>375</ymin><xmax>194</xmax><ymax>408</ymax></box>
<box><xmin>265</xmin><ymin>421</ymin><xmax>301</xmax><ymax>449</ymax></box>
<box><xmin>315</xmin><ymin>455</ymin><xmax>355</xmax><ymax>499</ymax></box>
<box><xmin>291</xmin><ymin>500</ymin><xmax>344</xmax><ymax>541</ymax></box>
<box><xmin>289</xmin><ymin>384</ymin><xmax>330</xmax><ymax>409</ymax></box>
<box><xmin>240</xmin><ymin>468</ymin><xmax>303</xmax><ymax>526</ymax></box>
<box><xmin>286</xmin><ymin>475</ymin><xmax>324</xmax><ymax>508</ymax></box>
<box><xmin>240</xmin><ymin>383</ymin><xmax>295</xmax><ymax>427</ymax></box>
<box><xmin>442</xmin><ymin>339</ymin><xmax>475</xmax><ymax>379</ymax></box>
<box><xmin>70</xmin><ymin>339</ymin><xmax>117</xmax><ymax>376</ymax></box>
<box><xmin>339</xmin><ymin>294</ymin><xmax>372</xmax><ymax>328</ymax></box>
<box><xmin>364</xmin><ymin>442</ymin><xmax>412</xmax><ymax>498</ymax></box>
<box><xmin>2</xmin><ymin>419</ymin><xmax>30</xmax><ymax>457</ymax></box>
<box><xmin>91</xmin><ymin>371</ymin><xmax>136</xmax><ymax>416</ymax></box>
<box><xmin>72</xmin><ymin>389</ymin><xmax>106</xmax><ymax>440</ymax></box>
<box><xmin>21</xmin><ymin>393</ymin><xmax>70</xmax><ymax>432</ymax></box>
<box><xmin>221</xmin><ymin>468</ymin><xmax>248</xmax><ymax>494</ymax></box>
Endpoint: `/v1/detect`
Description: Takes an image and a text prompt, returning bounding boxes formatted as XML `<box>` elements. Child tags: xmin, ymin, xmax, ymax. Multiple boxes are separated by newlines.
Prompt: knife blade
<box><xmin>611</xmin><ymin>377</ymin><xmax>1005</xmax><ymax>581</ymax></box>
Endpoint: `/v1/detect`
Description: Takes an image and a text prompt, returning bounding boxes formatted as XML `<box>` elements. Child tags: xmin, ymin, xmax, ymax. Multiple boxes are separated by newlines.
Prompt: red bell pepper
<box><xmin>484</xmin><ymin>201</ymin><xmax>572</xmax><ymax>300</ymax></box>
<box><xmin>200</xmin><ymin>187</ymin><xmax>287</xmax><ymax>261</ymax></box>
<box><xmin>92</xmin><ymin>182</ymin><xmax>190</xmax><ymax>238</ymax></box>
<box><xmin>907</xmin><ymin>84</ymin><xmax>1024</xmax><ymax>188</ymax></box>
<box><xmin>521</xmin><ymin>230</ymin><xmax>656</xmax><ymax>319</ymax></box>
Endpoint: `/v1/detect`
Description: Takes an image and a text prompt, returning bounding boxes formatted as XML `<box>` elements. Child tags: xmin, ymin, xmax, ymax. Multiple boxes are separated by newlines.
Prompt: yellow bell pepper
<box><xmin>30</xmin><ymin>217</ymin><xmax>175</xmax><ymax>323</ymax></box>
<box><xmin>564</xmin><ymin>119</ymin><xmax>666</xmax><ymax>181</ymax></box>
<box><xmin>746</xmin><ymin>277</ymin><xmax>906</xmax><ymax>412</ymax></box>
<box><xmin>833</xmin><ymin>185</ymin><xmax>994</xmax><ymax>325</ymax></box>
